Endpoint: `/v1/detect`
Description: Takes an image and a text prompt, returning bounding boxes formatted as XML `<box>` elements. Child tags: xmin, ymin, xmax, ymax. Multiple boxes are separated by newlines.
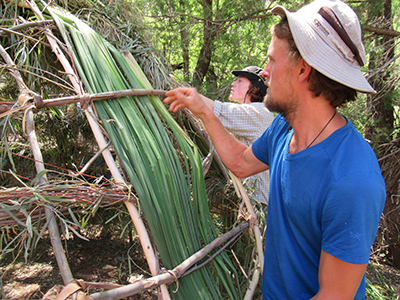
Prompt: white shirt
<box><xmin>213</xmin><ymin>100</ymin><xmax>274</xmax><ymax>205</ymax></box>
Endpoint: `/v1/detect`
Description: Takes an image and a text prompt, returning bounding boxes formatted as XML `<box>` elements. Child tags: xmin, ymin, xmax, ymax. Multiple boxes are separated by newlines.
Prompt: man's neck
<box><xmin>288</xmin><ymin>107</ymin><xmax>346</xmax><ymax>154</ymax></box>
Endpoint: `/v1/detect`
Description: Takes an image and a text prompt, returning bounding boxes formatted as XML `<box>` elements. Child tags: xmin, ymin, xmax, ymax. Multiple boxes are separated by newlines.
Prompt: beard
<box><xmin>263</xmin><ymin>93</ymin><xmax>298</xmax><ymax>120</ymax></box>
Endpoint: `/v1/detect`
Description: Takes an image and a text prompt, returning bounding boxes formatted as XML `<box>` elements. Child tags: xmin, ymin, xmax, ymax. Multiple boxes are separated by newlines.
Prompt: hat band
<box><xmin>318</xmin><ymin>6</ymin><xmax>364</xmax><ymax>66</ymax></box>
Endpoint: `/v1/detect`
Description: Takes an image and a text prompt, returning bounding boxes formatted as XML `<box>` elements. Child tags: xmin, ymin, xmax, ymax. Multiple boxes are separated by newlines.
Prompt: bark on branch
<box><xmin>40</xmin><ymin>89</ymin><xmax>166</xmax><ymax>108</ymax></box>
<box><xmin>0</xmin><ymin>89</ymin><xmax>166</xmax><ymax>119</ymax></box>
<box><xmin>89</xmin><ymin>222</ymin><xmax>249</xmax><ymax>300</ymax></box>
<box><xmin>364</xmin><ymin>25</ymin><xmax>400</xmax><ymax>38</ymax></box>
<box><xmin>0</xmin><ymin>20</ymin><xmax>54</xmax><ymax>36</ymax></box>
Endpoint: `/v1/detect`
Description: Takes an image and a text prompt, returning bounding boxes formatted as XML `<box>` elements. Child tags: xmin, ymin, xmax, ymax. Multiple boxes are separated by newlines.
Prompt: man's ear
<box><xmin>298</xmin><ymin>58</ymin><xmax>312</xmax><ymax>83</ymax></box>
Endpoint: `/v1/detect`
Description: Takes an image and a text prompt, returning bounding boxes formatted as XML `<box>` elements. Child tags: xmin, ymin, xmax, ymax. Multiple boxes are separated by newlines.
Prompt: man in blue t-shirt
<box><xmin>164</xmin><ymin>0</ymin><xmax>386</xmax><ymax>298</ymax></box>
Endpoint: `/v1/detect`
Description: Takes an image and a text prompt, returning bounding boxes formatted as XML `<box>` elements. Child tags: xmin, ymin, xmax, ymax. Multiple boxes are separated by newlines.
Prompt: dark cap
<box><xmin>231</xmin><ymin>66</ymin><xmax>268</xmax><ymax>97</ymax></box>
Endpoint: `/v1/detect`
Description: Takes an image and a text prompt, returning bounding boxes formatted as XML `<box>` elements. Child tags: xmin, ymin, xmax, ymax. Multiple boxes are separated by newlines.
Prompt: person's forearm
<box><xmin>199</xmin><ymin>110</ymin><xmax>251</xmax><ymax>178</ymax></box>
<box><xmin>200</xmin><ymin>95</ymin><xmax>214</xmax><ymax>111</ymax></box>
<box><xmin>164</xmin><ymin>87</ymin><xmax>258</xmax><ymax>177</ymax></box>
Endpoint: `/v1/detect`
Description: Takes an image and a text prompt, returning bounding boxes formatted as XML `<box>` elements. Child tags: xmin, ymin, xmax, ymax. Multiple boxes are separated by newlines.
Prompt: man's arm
<box><xmin>311</xmin><ymin>250</ymin><xmax>367</xmax><ymax>300</ymax></box>
<box><xmin>164</xmin><ymin>87</ymin><xmax>269</xmax><ymax>178</ymax></box>
<box><xmin>200</xmin><ymin>95</ymin><xmax>215</xmax><ymax>110</ymax></box>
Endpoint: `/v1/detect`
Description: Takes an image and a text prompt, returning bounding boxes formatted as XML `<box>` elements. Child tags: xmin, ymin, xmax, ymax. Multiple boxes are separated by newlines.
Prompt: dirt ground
<box><xmin>1</xmin><ymin>236</ymin><xmax>158</xmax><ymax>300</ymax></box>
<box><xmin>1</xmin><ymin>235</ymin><xmax>400</xmax><ymax>300</ymax></box>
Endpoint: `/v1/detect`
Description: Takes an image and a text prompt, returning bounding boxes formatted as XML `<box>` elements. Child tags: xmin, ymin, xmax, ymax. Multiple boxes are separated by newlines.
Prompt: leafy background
<box><xmin>1</xmin><ymin>0</ymin><xmax>399</xmax><ymax>298</ymax></box>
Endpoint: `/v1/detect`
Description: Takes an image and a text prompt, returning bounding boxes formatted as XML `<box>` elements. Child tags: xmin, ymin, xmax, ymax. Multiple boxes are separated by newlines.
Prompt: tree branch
<box><xmin>364</xmin><ymin>25</ymin><xmax>400</xmax><ymax>38</ymax></box>
<box><xmin>0</xmin><ymin>20</ymin><xmax>54</xmax><ymax>36</ymax></box>
<box><xmin>367</xmin><ymin>52</ymin><xmax>400</xmax><ymax>79</ymax></box>
<box><xmin>89</xmin><ymin>222</ymin><xmax>249</xmax><ymax>300</ymax></box>
<box><xmin>0</xmin><ymin>88</ymin><xmax>168</xmax><ymax>120</ymax></box>
<box><xmin>146</xmin><ymin>10</ymin><xmax>273</xmax><ymax>25</ymax></box>
<box><xmin>40</xmin><ymin>89</ymin><xmax>167</xmax><ymax>108</ymax></box>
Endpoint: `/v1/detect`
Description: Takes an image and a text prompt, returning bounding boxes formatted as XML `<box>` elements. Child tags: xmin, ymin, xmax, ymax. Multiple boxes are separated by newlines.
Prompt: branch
<box><xmin>367</xmin><ymin>52</ymin><xmax>400</xmax><ymax>79</ymax></box>
<box><xmin>22</xmin><ymin>12</ymin><xmax>75</xmax><ymax>288</ymax></box>
<box><xmin>230</xmin><ymin>173</ymin><xmax>264</xmax><ymax>274</ymax></box>
<box><xmin>0</xmin><ymin>20</ymin><xmax>54</xmax><ymax>36</ymax></box>
<box><xmin>146</xmin><ymin>10</ymin><xmax>273</xmax><ymax>25</ymax></box>
<box><xmin>244</xmin><ymin>266</ymin><xmax>261</xmax><ymax>300</ymax></box>
<box><xmin>40</xmin><ymin>89</ymin><xmax>167</xmax><ymax>108</ymax></box>
<box><xmin>0</xmin><ymin>88</ymin><xmax>167</xmax><ymax>119</ymax></box>
<box><xmin>364</xmin><ymin>25</ymin><xmax>400</xmax><ymax>38</ymax></box>
<box><xmin>0</xmin><ymin>44</ymin><xmax>27</xmax><ymax>92</ymax></box>
<box><xmin>89</xmin><ymin>222</ymin><xmax>249</xmax><ymax>300</ymax></box>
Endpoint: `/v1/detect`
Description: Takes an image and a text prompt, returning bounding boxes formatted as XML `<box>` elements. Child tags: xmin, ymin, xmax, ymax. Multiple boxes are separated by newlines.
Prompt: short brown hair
<box><xmin>272</xmin><ymin>17</ymin><xmax>357</xmax><ymax>107</ymax></box>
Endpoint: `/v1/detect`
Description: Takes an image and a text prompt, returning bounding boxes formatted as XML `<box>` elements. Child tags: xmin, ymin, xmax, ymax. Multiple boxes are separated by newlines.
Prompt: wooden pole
<box><xmin>0</xmin><ymin>89</ymin><xmax>167</xmax><ymax>119</ymax></box>
<box><xmin>244</xmin><ymin>266</ymin><xmax>261</xmax><ymax>300</ymax></box>
<box><xmin>0</xmin><ymin>42</ymin><xmax>74</xmax><ymax>285</ymax></box>
<box><xmin>231</xmin><ymin>173</ymin><xmax>264</xmax><ymax>274</ymax></box>
<box><xmin>26</xmin><ymin>109</ymin><xmax>75</xmax><ymax>284</ymax></box>
<box><xmin>39</xmin><ymin>89</ymin><xmax>166</xmax><ymax>108</ymax></box>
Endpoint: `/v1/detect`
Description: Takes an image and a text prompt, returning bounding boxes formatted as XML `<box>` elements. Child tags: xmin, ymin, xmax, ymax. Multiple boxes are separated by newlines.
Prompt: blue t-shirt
<box><xmin>252</xmin><ymin>114</ymin><xmax>386</xmax><ymax>299</ymax></box>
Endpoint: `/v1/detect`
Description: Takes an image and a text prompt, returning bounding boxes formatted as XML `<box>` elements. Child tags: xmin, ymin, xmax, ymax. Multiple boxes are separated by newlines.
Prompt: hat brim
<box><xmin>272</xmin><ymin>5</ymin><xmax>376</xmax><ymax>94</ymax></box>
<box><xmin>231</xmin><ymin>70</ymin><xmax>262</xmax><ymax>82</ymax></box>
<box><xmin>231</xmin><ymin>70</ymin><xmax>268</xmax><ymax>97</ymax></box>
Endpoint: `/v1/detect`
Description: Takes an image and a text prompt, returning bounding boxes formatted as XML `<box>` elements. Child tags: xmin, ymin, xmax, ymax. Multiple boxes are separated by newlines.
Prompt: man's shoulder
<box><xmin>326</xmin><ymin>122</ymin><xmax>384</xmax><ymax>188</ymax></box>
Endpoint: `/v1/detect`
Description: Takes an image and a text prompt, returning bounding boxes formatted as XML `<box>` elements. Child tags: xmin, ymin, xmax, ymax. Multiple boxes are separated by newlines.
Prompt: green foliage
<box><xmin>0</xmin><ymin>105</ymin><xmax>98</xmax><ymax>187</ymax></box>
<box><xmin>0</xmin><ymin>72</ymin><xmax>19</xmax><ymax>101</ymax></box>
<box><xmin>37</xmin><ymin>106</ymin><xmax>96</xmax><ymax>169</ymax></box>
<box><xmin>338</xmin><ymin>95</ymin><xmax>371</xmax><ymax>134</ymax></box>
<box><xmin>52</xmin><ymin>0</ymin><xmax>174</xmax><ymax>90</ymax></box>
<box><xmin>366</xmin><ymin>266</ymin><xmax>400</xmax><ymax>299</ymax></box>
<box><xmin>137</xmin><ymin>0</ymin><xmax>281</xmax><ymax>97</ymax></box>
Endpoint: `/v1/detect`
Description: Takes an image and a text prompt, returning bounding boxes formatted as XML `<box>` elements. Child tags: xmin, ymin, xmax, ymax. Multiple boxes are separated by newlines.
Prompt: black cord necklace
<box><xmin>306</xmin><ymin>111</ymin><xmax>337</xmax><ymax>148</ymax></box>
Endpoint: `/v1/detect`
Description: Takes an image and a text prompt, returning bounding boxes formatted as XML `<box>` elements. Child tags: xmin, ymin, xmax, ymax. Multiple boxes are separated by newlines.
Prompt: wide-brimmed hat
<box><xmin>271</xmin><ymin>0</ymin><xmax>375</xmax><ymax>94</ymax></box>
<box><xmin>232</xmin><ymin>66</ymin><xmax>268</xmax><ymax>97</ymax></box>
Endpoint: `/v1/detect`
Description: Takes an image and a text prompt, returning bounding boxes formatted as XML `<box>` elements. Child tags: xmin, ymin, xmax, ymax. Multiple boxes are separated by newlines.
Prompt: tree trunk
<box><xmin>365</xmin><ymin>0</ymin><xmax>400</xmax><ymax>269</ymax></box>
<box><xmin>192</xmin><ymin>0</ymin><xmax>215</xmax><ymax>86</ymax></box>
<box><xmin>365</xmin><ymin>0</ymin><xmax>395</xmax><ymax>148</ymax></box>
<box><xmin>179</xmin><ymin>0</ymin><xmax>190</xmax><ymax>80</ymax></box>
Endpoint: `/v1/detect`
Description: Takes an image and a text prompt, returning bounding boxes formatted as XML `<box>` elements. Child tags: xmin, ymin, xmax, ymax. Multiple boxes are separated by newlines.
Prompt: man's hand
<box><xmin>164</xmin><ymin>87</ymin><xmax>212</xmax><ymax>120</ymax></box>
<box><xmin>164</xmin><ymin>87</ymin><xmax>268</xmax><ymax>178</ymax></box>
